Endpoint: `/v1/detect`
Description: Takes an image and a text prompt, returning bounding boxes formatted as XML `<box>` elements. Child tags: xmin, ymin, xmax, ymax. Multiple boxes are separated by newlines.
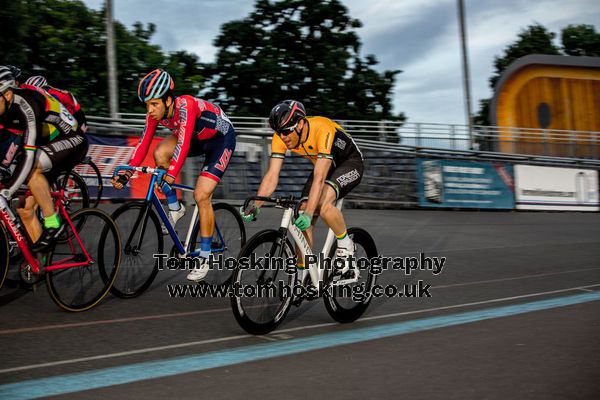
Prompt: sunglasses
<box><xmin>277</xmin><ymin>121</ymin><xmax>301</xmax><ymax>137</ymax></box>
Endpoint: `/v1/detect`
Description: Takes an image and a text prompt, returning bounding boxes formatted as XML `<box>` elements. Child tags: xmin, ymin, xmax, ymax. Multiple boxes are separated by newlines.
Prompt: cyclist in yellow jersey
<box><xmin>241</xmin><ymin>100</ymin><xmax>364</xmax><ymax>273</ymax></box>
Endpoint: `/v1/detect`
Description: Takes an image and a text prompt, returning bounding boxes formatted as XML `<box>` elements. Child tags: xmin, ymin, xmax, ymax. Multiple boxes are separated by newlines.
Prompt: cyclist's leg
<box><xmin>187</xmin><ymin>131</ymin><xmax>235</xmax><ymax>281</ymax></box>
<box><xmin>194</xmin><ymin>129</ymin><xmax>235</xmax><ymax>245</ymax></box>
<box><xmin>16</xmin><ymin>195</ymin><xmax>42</xmax><ymax>242</ymax></box>
<box><xmin>29</xmin><ymin>134</ymin><xmax>88</xmax><ymax>250</ymax></box>
<box><xmin>317</xmin><ymin>158</ymin><xmax>364</xmax><ymax>270</ymax></box>
<box><xmin>153</xmin><ymin>135</ymin><xmax>183</xmax><ymax>214</ymax></box>
<box><xmin>318</xmin><ymin>157</ymin><xmax>364</xmax><ymax>234</ymax></box>
<box><xmin>153</xmin><ymin>134</ymin><xmax>177</xmax><ymax>169</ymax></box>
<box><xmin>27</xmin><ymin>159</ymin><xmax>59</xmax><ymax>248</ymax></box>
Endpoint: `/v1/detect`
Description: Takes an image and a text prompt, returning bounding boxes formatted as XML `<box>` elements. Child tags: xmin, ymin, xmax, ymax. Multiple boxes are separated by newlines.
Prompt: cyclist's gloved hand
<box><xmin>240</xmin><ymin>201</ymin><xmax>260</xmax><ymax>222</ymax></box>
<box><xmin>111</xmin><ymin>170</ymin><xmax>133</xmax><ymax>189</ymax></box>
<box><xmin>157</xmin><ymin>174</ymin><xmax>175</xmax><ymax>194</ymax></box>
<box><xmin>294</xmin><ymin>213</ymin><xmax>312</xmax><ymax>231</ymax></box>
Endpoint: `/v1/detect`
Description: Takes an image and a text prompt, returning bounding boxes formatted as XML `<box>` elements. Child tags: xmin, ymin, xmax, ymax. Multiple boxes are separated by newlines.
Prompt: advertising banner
<box><xmin>417</xmin><ymin>159</ymin><xmax>515</xmax><ymax>209</ymax></box>
<box><xmin>75</xmin><ymin>133</ymin><xmax>175</xmax><ymax>199</ymax></box>
<box><xmin>514</xmin><ymin>165</ymin><xmax>599</xmax><ymax>211</ymax></box>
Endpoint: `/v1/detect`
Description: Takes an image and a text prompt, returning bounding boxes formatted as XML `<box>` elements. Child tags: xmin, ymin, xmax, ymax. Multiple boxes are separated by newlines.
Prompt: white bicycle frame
<box><xmin>280</xmin><ymin>198</ymin><xmax>359</xmax><ymax>288</ymax></box>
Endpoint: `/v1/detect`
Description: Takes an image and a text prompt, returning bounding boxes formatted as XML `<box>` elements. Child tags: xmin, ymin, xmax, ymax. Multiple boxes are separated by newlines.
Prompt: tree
<box><xmin>205</xmin><ymin>0</ymin><xmax>405</xmax><ymax>133</ymax></box>
<box><xmin>0</xmin><ymin>0</ymin><xmax>206</xmax><ymax>115</ymax></box>
<box><xmin>488</xmin><ymin>23</ymin><xmax>560</xmax><ymax>90</ymax></box>
<box><xmin>475</xmin><ymin>23</ymin><xmax>599</xmax><ymax>127</ymax></box>
<box><xmin>561</xmin><ymin>24</ymin><xmax>600</xmax><ymax>56</ymax></box>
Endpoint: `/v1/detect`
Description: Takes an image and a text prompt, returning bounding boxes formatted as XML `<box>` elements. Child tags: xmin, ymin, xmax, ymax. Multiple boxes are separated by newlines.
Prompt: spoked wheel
<box><xmin>189</xmin><ymin>203</ymin><xmax>245</xmax><ymax>286</ymax></box>
<box><xmin>230</xmin><ymin>229</ymin><xmax>295</xmax><ymax>335</ymax></box>
<box><xmin>323</xmin><ymin>227</ymin><xmax>378</xmax><ymax>323</ymax></box>
<box><xmin>46</xmin><ymin>208</ymin><xmax>121</xmax><ymax>312</ymax></box>
<box><xmin>108</xmin><ymin>202</ymin><xmax>163</xmax><ymax>298</ymax></box>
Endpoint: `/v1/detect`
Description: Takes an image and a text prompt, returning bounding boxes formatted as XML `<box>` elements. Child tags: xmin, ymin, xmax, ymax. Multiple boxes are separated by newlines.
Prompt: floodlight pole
<box><xmin>457</xmin><ymin>0</ymin><xmax>474</xmax><ymax>149</ymax></box>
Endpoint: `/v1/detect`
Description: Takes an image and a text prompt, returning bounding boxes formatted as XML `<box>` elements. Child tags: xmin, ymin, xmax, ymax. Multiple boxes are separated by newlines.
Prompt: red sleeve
<box><xmin>129</xmin><ymin>114</ymin><xmax>158</xmax><ymax>167</ymax></box>
<box><xmin>167</xmin><ymin>96</ymin><xmax>197</xmax><ymax>179</ymax></box>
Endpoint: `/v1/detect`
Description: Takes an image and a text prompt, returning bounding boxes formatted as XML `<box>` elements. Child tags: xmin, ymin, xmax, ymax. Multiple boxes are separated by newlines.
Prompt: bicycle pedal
<box><xmin>331</xmin><ymin>269</ymin><xmax>360</xmax><ymax>286</ymax></box>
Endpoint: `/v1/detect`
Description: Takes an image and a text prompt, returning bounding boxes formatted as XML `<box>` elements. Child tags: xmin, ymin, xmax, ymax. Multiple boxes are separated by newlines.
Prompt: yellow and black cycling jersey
<box><xmin>270</xmin><ymin>116</ymin><xmax>362</xmax><ymax>165</ymax></box>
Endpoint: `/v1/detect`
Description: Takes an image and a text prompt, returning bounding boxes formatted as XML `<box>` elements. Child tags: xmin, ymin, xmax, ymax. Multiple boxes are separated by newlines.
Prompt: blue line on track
<box><xmin>2</xmin><ymin>291</ymin><xmax>599</xmax><ymax>399</ymax></box>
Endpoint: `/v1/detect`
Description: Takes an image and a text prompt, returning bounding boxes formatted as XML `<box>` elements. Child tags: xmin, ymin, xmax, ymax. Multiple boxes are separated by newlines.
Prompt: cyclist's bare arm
<box><xmin>304</xmin><ymin>157</ymin><xmax>332</xmax><ymax>216</ymax></box>
<box><xmin>255</xmin><ymin>157</ymin><xmax>284</xmax><ymax>208</ymax></box>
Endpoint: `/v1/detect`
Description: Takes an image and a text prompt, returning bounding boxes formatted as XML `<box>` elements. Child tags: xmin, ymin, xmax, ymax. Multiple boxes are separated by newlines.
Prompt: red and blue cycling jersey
<box><xmin>129</xmin><ymin>95</ymin><xmax>234</xmax><ymax>180</ymax></box>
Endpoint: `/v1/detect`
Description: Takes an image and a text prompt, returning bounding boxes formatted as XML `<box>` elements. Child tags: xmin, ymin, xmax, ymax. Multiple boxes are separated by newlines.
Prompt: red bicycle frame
<box><xmin>0</xmin><ymin>186</ymin><xmax>93</xmax><ymax>275</ymax></box>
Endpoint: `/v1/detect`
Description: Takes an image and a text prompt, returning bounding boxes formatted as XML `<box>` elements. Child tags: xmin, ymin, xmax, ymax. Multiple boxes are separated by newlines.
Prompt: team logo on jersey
<box><xmin>1</xmin><ymin>143</ymin><xmax>18</xmax><ymax>167</ymax></box>
<box><xmin>335</xmin><ymin>138</ymin><xmax>347</xmax><ymax>150</ymax></box>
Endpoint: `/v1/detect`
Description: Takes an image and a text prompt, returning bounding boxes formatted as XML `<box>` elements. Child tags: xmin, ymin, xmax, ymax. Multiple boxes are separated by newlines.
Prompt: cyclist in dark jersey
<box><xmin>23</xmin><ymin>75</ymin><xmax>88</xmax><ymax>133</ymax></box>
<box><xmin>0</xmin><ymin>66</ymin><xmax>88</xmax><ymax>252</ymax></box>
<box><xmin>111</xmin><ymin>68</ymin><xmax>236</xmax><ymax>282</ymax></box>
<box><xmin>241</xmin><ymin>100</ymin><xmax>364</xmax><ymax>274</ymax></box>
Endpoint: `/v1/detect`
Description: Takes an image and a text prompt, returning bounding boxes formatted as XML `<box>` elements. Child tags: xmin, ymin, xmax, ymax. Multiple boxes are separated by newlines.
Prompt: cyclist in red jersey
<box><xmin>23</xmin><ymin>75</ymin><xmax>88</xmax><ymax>133</ymax></box>
<box><xmin>111</xmin><ymin>68</ymin><xmax>236</xmax><ymax>282</ymax></box>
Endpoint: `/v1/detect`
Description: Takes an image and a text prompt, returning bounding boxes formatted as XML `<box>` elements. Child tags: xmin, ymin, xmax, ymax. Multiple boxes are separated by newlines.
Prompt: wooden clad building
<box><xmin>490</xmin><ymin>55</ymin><xmax>600</xmax><ymax>158</ymax></box>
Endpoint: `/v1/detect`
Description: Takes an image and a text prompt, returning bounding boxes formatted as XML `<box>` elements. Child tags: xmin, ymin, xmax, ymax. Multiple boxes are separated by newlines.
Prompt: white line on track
<box><xmin>1</xmin><ymin>283</ymin><xmax>598</xmax><ymax>375</ymax></box>
<box><xmin>2</xmin><ymin>267</ymin><xmax>598</xmax><ymax>336</ymax></box>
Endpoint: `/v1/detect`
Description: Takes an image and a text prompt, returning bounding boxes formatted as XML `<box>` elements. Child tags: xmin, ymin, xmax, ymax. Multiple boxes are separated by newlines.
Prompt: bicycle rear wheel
<box><xmin>230</xmin><ymin>229</ymin><xmax>295</xmax><ymax>335</ymax></box>
<box><xmin>323</xmin><ymin>227</ymin><xmax>378</xmax><ymax>323</ymax></box>
<box><xmin>54</xmin><ymin>170</ymin><xmax>90</xmax><ymax>216</ymax></box>
<box><xmin>79</xmin><ymin>159</ymin><xmax>103</xmax><ymax>208</ymax></box>
<box><xmin>189</xmin><ymin>202</ymin><xmax>245</xmax><ymax>286</ymax></box>
<box><xmin>108</xmin><ymin>202</ymin><xmax>163</xmax><ymax>298</ymax></box>
<box><xmin>46</xmin><ymin>208</ymin><xmax>121</xmax><ymax>312</ymax></box>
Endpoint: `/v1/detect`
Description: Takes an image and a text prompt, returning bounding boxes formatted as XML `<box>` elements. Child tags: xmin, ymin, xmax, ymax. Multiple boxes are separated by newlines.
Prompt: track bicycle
<box><xmin>0</xmin><ymin>183</ymin><xmax>121</xmax><ymax>311</ymax></box>
<box><xmin>106</xmin><ymin>165</ymin><xmax>246</xmax><ymax>298</ymax></box>
<box><xmin>231</xmin><ymin>195</ymin><xmax>378</xmax><ymax>334</ymax></box>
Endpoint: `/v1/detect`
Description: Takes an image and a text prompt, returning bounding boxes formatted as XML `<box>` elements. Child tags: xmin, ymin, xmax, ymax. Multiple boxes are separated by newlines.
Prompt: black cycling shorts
<box><xmin>185</xmin><ymin>126</ymin><xmax>236</xmax><ymax>183</ymax></box>
<box><xmin>39</xmin><ymin>133</ymin><xmax>89</xmax><ymax>182</ymax></box>
<box><xmin>301</xmin><ymin>155</ymin><xmax>364</xmax><ymax>200</ymax></box>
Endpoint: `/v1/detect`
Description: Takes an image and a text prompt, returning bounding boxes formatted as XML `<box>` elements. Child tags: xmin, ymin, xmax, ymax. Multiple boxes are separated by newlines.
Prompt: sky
<box><xmin>83</xmin><ymin>0</ymin><xmax>600</xmax><ymax>124</ymax></box>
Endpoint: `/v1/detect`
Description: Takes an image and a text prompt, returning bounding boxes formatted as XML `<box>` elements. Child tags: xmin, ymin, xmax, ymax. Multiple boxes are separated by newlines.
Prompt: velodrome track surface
<box><xmin>1</xmin><ymin>208</ymin><xmax>599</xmax><ymax>399</ymax></box>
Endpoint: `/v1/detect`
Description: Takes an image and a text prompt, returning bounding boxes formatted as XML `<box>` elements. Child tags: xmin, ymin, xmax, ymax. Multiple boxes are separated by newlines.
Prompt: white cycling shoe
<box><xmin>168</xmin><ymin>204</ymin><xmax>186</xmax><ymax>228</ymax></box>
<box><xmin>186</xmin><ymin>257</ymin><xmax>210</xmax><ymax>282</ymax></box>
<box><xmin>335</xmin><ymin>242</ymin><xmax>356</xmax><ymax>275</ymax></box>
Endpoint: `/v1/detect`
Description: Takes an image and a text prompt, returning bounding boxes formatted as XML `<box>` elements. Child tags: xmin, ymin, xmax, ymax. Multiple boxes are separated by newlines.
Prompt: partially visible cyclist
<box><xmin>111</xmin><ymin>68</ymin><xmax>236</xmax><ymax>282</ymax></box>
<box><xmin>241</xmin><ymin>100</ymin><xmax>364</xmax><ymax>275</ymax></box>
<box><xmin>6</xmin><ymin>65</ymin><xmax>22</xmax><ymax>86</ymax></box>
<box><xmin>0</xmin><ymin>66</ymin><xmax>88</xmax><ymax>252</ymax></box>
<box><xmin>23</xmin><ymin>75</ymin><xmax>88</xmax><ymax>133</ymax></box>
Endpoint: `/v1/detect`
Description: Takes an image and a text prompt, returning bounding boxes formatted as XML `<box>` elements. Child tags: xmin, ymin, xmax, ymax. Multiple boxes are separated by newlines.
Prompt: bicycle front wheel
<box><xmin>109</xmin><ymin>202</ymin><xmax>163</xmax><ymax>298</ymax></box>
<box><xmin>46</xmin><ymin>208</ymin><xmax>121</xmax><ymax>312</ymax></box>
<box><xmin>230</xmin><ymin>229</ymin><xmax>295</xmax><ymax>335</ymax></box>
<box><xmin>323</xmin><ymin>227</ymin><xmax>378</xmax><ymax>323</ymax></box>
<box><xmin>190</xmin><ymin>202</ymin><xmax>246</xmax><ymax>286</ymax></box>
<box><xmin>0</xmin><ymin>223</ymin><xmax>9</xmax><ymax>291</ymax></box>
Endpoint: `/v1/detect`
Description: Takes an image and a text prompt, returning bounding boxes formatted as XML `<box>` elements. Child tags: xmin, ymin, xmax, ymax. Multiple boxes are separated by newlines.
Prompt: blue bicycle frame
<box><xmin>114</xmin><ymin>166</ymin><xmax>228</xmax><ymax>257</ymax></box>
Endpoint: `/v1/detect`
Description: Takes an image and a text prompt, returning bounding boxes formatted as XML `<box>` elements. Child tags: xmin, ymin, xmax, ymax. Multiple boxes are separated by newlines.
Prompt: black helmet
<box><xmin>268</xmin><ymin>100</ymin><xmax>306</xmax><ymax>132</ymax></box>
<box><xmin>6</xmin><ymin>65</ymin><xmax>21</xmax><ymax>80</ymax></box>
